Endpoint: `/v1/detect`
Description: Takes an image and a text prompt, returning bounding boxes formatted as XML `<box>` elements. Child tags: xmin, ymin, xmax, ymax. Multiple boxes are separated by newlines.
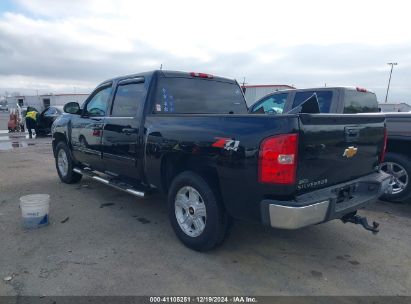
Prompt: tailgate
<box><xmin>296</xmin><ymin>114</ymin><xmax>386</xmax><ymax>194</ymax></box>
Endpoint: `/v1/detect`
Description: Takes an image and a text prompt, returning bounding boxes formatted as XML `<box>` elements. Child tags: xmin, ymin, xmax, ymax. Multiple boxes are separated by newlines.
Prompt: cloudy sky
<box><xmin>0</xmin><ymin>0</ymin><xmax>410</xmax><ymax>102</ymax></box>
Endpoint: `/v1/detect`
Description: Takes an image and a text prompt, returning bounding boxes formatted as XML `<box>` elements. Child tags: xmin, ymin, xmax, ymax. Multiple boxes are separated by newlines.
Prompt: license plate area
<box><xmin>336</xmin><ymin>184</ymin><xmax>358</xmax><ymax>204</ymax></box>
<box><xmin>334</xmin><ymin>183</ymin><xmax>360</xmax><ymax>211</ymax></box>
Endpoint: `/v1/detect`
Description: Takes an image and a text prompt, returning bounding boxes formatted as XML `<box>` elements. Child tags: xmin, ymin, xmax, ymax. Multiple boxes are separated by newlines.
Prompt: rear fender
<box><xmin>160</xmin><ymin>153</ymin><xmax>223</xmax><ymax>205</ymax></box>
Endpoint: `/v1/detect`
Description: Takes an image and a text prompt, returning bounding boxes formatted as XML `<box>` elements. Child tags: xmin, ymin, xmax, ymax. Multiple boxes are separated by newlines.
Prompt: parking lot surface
<box><xmin>0</xmin><ymin>112</ymin><xmax>410</xmax><ymax>296</ymax></box>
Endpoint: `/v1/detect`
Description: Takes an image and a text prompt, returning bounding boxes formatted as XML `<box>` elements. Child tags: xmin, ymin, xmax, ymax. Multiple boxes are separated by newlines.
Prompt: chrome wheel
<box><xmin>381</xmin><ymin>162</ymin><xmax>408</xmax><ymax>195</ymax></box>
<box><xmin>175</xmin><ymin>186</ymin><xmax>207</xmax><ymax>237</ymax></box>
<box><xmin>57</xmin><ymin>149</ymin><xmax>69</xmax><ymax>177</ymax></box>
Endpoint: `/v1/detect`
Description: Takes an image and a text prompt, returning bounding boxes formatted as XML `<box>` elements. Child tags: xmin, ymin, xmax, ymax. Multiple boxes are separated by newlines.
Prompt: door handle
<box><xmin>122</xmin><ymin>128</ymin><xmax>136</xmax><ymax>134</ymax></box>
<box><xmin>345</xmin><ymin>127</ymin><xmax>360</xmax><ymax>141</ymax></box>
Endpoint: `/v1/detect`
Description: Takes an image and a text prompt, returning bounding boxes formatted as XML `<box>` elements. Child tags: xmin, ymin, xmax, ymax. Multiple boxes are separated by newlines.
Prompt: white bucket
<box><xmin>19</xmin><ymin>194</ymin><xmax>50</xmax><ymax>229</ymax></box>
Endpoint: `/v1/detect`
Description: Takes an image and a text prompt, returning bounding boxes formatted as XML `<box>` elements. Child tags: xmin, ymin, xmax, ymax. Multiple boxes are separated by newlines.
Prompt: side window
<box><xmin>343</xmin><ymin>91</ymin><xmax>379</xmax><ymax>113</ymax></box>
<box><xmin>44</xmin><ymin>108</ymin><xmax>55</xmax><ymax>116</ymax></box>
<box><xmin>111</xmin><ymin>82</ymin><xmax>145</xmax><ymax>117</ymax></box>
<box><xmin>252</xmin><ymin>93</ymin><xmax>287</xmax><ymax>114</ymax></box>
<box><xmin>292</xmin><ymin>91</ymin><xmax>333</xmax><ymax>113</ymax></box>
<box><xmin>86</xmin><ymin>86</ymin><xmax>112</xmax><ymax>117</ymax></box>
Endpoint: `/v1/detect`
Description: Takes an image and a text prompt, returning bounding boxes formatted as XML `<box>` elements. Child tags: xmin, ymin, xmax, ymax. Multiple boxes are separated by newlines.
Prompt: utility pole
<box><xmin>241</xmin><ymin>77</ymin><xmax>247</xmax><ymax>87</ymax></box>
<box><xmin>385</xmin><ymin>62</ymin><xmax>397</xmax><ymax>103</ymax></box>
<box><xmin>241</xmin><ymin>77</ymin><xmax>247</xmax><ymax>93</ymax></box>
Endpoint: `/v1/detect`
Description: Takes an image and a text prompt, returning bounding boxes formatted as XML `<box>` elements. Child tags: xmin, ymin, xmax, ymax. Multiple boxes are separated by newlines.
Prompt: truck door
<box><xmin>101</xmin><ymin>77</ymin><xmax>146</xmax><ymax>182</ymax></box>
<box><xmin>71</xmin><ymin>84</ymin><xmax>112</xmax><ymax>172</ymax></box>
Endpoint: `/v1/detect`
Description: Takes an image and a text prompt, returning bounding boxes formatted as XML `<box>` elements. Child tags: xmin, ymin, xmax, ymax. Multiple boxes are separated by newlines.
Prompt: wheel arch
<box><xmin>160</xmin><ymin>154</ymin><xmax>224</xmax><ymax>205</ymax></box>
<box><xmin>52</xmin><ymin>132</ymin><xmax>68</xmax><ymax>157</ymax></box>
<box><xmin>386</xmin><ymin>139</ymin><xmax>411</xmax><ymax>157</ymax></box>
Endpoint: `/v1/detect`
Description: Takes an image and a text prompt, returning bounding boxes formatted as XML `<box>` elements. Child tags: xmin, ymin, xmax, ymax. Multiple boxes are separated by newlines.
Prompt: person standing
<box><xmin>25</xmin><ymin>107</ymin><xmax>38</xmax><ymax>139</ymax></box>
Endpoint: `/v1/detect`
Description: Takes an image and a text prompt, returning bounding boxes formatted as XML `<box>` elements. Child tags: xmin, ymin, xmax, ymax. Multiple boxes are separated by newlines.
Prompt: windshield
<box><xmin>154</xmin><ymin>77</ymin><xmax>247</xmax><ymax>114</ymax></box>
<box><xmin>252</xmin><ymin>93</ymin><xmax>287</xmax><ymax>114</ymax></box>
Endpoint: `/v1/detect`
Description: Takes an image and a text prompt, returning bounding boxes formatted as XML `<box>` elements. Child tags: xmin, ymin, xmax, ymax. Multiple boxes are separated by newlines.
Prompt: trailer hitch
<box><xmin>341</xmin><ymin>212</ymin><xmax>380</xmax><ymax>234</ymax></box>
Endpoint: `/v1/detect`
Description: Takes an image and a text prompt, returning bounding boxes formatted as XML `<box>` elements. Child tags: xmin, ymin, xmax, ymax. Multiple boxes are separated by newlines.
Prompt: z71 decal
<box><xmin>212</xmin><ymin>138</ymin><xmax>240</xmax><ymax>151</ymax></box>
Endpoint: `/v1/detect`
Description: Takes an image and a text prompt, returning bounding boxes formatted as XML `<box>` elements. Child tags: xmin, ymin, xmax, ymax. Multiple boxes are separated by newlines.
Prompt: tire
<box><xmin>167</xmin><ymin>171</ymin><xmax>229</xmax><ymax>251</ymax></box>
<box><xmin>55</xmin><ymin>141</ymin><xmax>82</xmax><ymax>184</ymax></box>
<box><xmin>79</xmin><ymin>136</ymin><xmax>89</xmax><ymax>148</ymax></box>
<box><xmin>380</xmin><ymin>152</ymin><xmax>411</xmax><ymax>202</ymax></box>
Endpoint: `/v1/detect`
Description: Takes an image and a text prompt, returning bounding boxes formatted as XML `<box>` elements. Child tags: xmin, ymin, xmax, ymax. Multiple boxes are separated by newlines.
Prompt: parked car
<box><xmin>36</xmin><ymin>106</ymin><xmax>64</xmax><ymax>136</ymax></box>
<box><xmin>250</xmin><ymin>87</ymin><xmax>410</xmax><ymax>202</ymax></box>
<box><xmin>52</xmin><ymin>71</ymin><xmax>390</xmax><ymax>251</ymax></box>
<box><xmin>0</xmin><ymin>103</ymin><xmax>8</xmax><ymax>112</ymax></box>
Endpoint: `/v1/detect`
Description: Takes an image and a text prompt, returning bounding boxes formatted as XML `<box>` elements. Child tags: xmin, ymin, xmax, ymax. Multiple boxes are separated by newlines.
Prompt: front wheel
<box><xmin>380</xmin><ymin>152</ymin><xmax>411</xmax><ymax>202</ymax></box>
<box><xmin>167</xmin><ymin>171</ymin><xmax>229</xmax><ymax>251</ymax></box>
<box><xmin>55</xmin><ymin>141</ymin><xmax>82</xmax><ymax>184</ymax></box>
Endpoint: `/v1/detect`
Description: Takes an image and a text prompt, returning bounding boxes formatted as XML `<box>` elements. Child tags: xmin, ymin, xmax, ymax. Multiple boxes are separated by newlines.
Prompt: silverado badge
<box><xmin>343</xmin><ymin>146</ymin><xmax>358</xmax><ymax>158</ymax></box>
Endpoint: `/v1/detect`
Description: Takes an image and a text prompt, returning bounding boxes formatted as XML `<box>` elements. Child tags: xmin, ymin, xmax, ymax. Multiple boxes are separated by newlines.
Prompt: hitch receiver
<box><xmin>341</xmin><ymin>212</ymin><xmax>380</xmax><ymax>234</ymax></box>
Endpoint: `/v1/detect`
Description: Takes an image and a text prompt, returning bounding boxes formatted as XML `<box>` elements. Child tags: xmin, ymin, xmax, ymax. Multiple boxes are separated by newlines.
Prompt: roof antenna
<box><xmin>160</xmin><ymin>64</ymin><xmax>163</xmax><ymax>70</ymax></box>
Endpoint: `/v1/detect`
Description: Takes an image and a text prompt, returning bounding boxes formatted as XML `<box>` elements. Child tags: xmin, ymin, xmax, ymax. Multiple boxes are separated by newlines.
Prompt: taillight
<box><xmin>258</xmin><ymin>134</ymin><xmax>298</xmax><ymax>184</ymax></box>
<box><xmin>380</xmin><ymin>127</ymin><xmax>388</xmax><ymax>163</ymax></box>
<box><xmin>190</xmin><ymin>72</ymin><xmax>213</xmax><ymax>79</ymax></box>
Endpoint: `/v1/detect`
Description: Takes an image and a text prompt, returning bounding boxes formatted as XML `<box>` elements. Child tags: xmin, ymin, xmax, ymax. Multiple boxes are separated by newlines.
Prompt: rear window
<box><xmin>154</xmin><ymin>77</ymin><xmax>247</xmax><ymax>114</ymax></box>
<box><xmin>292</xmin><ymin>91</ymin><xmax>333</xmax><ymax>113</ymax></box>
<box><xmin>343</xmin><ymin>91</ymin><xmax>379</xmax><ymax>113</ymax></box>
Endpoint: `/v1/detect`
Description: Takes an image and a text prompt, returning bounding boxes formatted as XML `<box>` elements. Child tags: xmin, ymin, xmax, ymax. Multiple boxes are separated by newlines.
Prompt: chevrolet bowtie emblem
<box><xmin>343</xmin><ymin>146</ymin><xmax>358</xmax><ymax>158</ymax></box>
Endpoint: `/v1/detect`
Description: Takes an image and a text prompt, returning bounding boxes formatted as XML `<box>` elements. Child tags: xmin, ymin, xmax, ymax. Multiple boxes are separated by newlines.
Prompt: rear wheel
<box><xmin>380</xmin><ymin>152</ymin><xmax>411</xmax><ymax>202</ymax></box>
<box><xmin>167</xmin><ymin>171</ymin><xmax>229</xmax><ymax>251</ymax></box>
<box><xmin>55</xmin><ymin>141</ymin><xmax>82</xmax><ymax>184</ymax></box>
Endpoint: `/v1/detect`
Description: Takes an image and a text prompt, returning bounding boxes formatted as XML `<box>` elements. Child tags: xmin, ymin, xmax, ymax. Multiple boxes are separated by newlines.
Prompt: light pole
<box><xmin>385</xmin><ymin>62</ymin><xmax>397</xmax><ymax>103</ymax></box>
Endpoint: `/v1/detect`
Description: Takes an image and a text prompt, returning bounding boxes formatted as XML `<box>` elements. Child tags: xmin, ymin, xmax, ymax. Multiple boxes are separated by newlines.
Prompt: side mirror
<box><xmin>64</xmin><ymin>102</ymin><xmax>80</xmax><ymax>114</ymax></box>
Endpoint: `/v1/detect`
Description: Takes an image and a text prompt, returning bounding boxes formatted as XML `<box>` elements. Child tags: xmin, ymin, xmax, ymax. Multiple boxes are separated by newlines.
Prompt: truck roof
<box><xmin>99</xmin><ymin>70</ymin><xmax>237</xmax><ymax>87</ymax></box>
<box><xmin>269</xmin><ymin>86</ymin><xmax>375</xmax><ymax>94</ymax></box>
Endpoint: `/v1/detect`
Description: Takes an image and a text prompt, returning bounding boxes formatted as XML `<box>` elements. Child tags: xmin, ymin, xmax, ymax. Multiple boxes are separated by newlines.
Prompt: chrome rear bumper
<box><xmin>261</xmin><ymin>171</ymin><xmax>392</xmax><ymax>229</ymax></box>
<box><xmin>268</xmin><ymin>201</ymin><xmax>329</xmax><ymax>229</ymax></box>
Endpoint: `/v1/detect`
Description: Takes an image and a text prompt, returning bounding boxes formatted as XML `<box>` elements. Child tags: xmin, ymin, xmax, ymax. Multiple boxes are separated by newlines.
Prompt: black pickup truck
<box><xmin>52</xmin><ymin>71</ymin><xmax>390</xmax><ymax>251</ymax></box>
<box><xmin>250</xmin><ymin>87</ymin><xmax>411</xmax><ymax>202</ymax></box>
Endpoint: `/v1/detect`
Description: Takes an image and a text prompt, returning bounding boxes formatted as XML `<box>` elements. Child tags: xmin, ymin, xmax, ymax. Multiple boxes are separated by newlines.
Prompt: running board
<box><xmin>73</xmin><ymin>167</ymin><xmax>146</xmax><ymax>198</ymax></box>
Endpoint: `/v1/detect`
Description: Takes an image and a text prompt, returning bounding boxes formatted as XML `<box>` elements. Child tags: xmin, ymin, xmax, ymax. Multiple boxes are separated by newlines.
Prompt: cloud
<box><xmin>0</xmin><ymin>0</ymin><xmax>410</xmax><ymax>102</ymax></box>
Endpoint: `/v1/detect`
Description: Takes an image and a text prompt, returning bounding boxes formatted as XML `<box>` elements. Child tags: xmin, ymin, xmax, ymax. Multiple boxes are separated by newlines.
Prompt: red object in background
<box><xmin>7</xmin><ymin>112</ymin><xmax>18</xmax><ymax>131</ymax></box>
<box><xmin>92</xmin><ymin>129</ymin><xmax>101</xmax><ymax>137</ymax></box>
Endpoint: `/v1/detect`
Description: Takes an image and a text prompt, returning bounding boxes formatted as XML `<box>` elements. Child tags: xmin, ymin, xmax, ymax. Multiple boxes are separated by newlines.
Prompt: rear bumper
<box><xmin>261</xmin><ymin>171</ymin><xmax>392</xmax><ymax>229</ymax></box>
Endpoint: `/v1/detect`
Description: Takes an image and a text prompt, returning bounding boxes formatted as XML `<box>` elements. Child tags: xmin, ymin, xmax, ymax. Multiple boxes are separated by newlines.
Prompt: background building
<box><xmin>379</xmin><ymin>102</ymin><xmax>411</xmax><ymax>112</ymax></box>
<box><xmin>5</xmin><ymin>93</ymin><xmax>89</xmax><ymax>112</ymax></box>
<box><xmin>242</xmin><ymin>84</ymin><xmax>295</xmax><ymax>106</ymax></box>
